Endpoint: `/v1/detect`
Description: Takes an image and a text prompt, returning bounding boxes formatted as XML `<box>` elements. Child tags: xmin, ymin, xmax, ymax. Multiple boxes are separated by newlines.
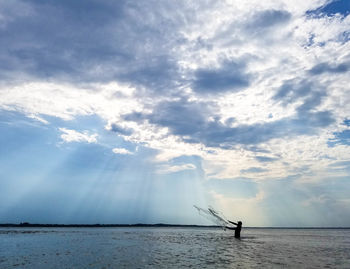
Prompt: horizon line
<box><xmin>1</xmin><ymin>223</ymin><xmax>350</xmax><ymax>229</ymax></box>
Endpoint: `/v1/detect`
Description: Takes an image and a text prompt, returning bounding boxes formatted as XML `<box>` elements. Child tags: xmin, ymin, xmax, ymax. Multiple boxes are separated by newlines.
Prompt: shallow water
<box><xmin>0</xmin><ymin>227</ymin><xmax>349</xmax><ymax>268</ymax></box>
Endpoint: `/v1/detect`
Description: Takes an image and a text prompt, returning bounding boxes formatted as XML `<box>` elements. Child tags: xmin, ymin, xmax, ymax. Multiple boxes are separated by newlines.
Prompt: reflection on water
<box><xmin>0</xmin><ymin>227</ymin><xmax>350</xmax><ymax>268</ymax></box>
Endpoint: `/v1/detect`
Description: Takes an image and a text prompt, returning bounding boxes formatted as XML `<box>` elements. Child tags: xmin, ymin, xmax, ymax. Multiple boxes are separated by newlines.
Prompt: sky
<box><xmin>0</xmin><ymin>0</ymin><xmax>350</xmax><ymax>227</ymax></box>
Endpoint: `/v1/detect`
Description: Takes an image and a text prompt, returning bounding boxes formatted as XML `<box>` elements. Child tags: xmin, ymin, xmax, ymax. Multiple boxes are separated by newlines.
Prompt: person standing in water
<box><xmin>226</xmin><ymin>221</ymin><xmax>242</xmax><ymax>238</ymax></box>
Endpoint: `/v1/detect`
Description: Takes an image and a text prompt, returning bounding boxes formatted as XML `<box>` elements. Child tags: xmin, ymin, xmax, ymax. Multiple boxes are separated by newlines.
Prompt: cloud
<box><xmin>0</xmin><ymin>0</ymin><xmax>183</xmax><ymax>91</ymax></box>
<box><xmin>272</xmin><ymin>78</ymin><xmax>334</xmax><ymax>129</ymax></box>
<box><xmin>329</xmin><ymin>161</ymin><xmax>350</xmax><ymax>167</ymax></box>
<box><xmin>112</xmin><ymin>147</ymin><xmax>133</xmax><ymax>155</ymax></box>
<box><xmin>124</xmin><ymin>96</ymin><xmax>334</xmax><ymax>149</ymax></box>
<box><xmin>123</xmin><ymin>98</ymin><xmax>213</xmax><ymax>137</ymax></box>
<box><xmin>27</xmin><ymin>114</ymin><xmax>49</xmax><ymax>124</ymax></box>
<box><xmin>255</xmin><ymin>156</ymin><xmax>278</xmax><ymax>163</ymax></box>
<box><xmin>209</xmin><ymin>189</ymin><xmax>267</xmax><ymax>226</ymax></box>
<box><xmin>246</xmin><ymin>9</ymin><xmax>292</xmax><ymax>29</ymax></box>
<box><xmin>273</xmin><ymin>79</ymin><xmax>326</xmax><ymax>111</ymax></box>
<box><xmin>192</xmin><ymin>60</ymin><xmax>251</xmax><ymax>94</ymax></box>
<box><xmin>156</xmin><ymin>163</ymin><xmax>196</xmax><ymax>174</ymax></box>
<box><xmin>59</xmin><ymin>128</ymin><xmax>98</xmax><ymax>143</ymax></box>
<box><xmin>0</xmin><ymin>0</ymin><xmax>350</xmax><ymax>186</ymax></box>
<box><xmin>109</xmin><ymin>124</ymin><xmax>133</xmax><ymax>136</ymax></box>
<box><xmin>148</xmin><ymin>99</ymin><xmax>212</xmax><ymax>136</ymax></box>
<box><xmin>205</xmin><ymin>178</ymin><xmax>259</xmax><ymax>199</ymax></box>
<box><xmin>309</xmin><ymin>61</ymin><xmax>350</xmax><ymax>75</ymax></box>
<box><xmin>240</xmin><ymin>167</ymin><xmax>268</xmax><ymax>173</ymax></box>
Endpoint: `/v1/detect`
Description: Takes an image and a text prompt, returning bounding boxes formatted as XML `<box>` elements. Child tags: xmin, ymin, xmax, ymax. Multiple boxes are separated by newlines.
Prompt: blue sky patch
<box><xmin>307</xmin><ymin>0</ymin><xmax>350</xmax><ymax>17</ymax></box>
<box><xmin>328</xmin><ymin>129</ymin><xmax>350</xmax><ymax>146</ymax></box>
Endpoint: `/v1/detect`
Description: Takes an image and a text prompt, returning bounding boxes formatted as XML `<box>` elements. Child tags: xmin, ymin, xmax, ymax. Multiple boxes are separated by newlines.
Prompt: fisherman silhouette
<box><xmin>226</xmin><ymin>221</ymin><xmax>242</xmax><ymax>238</ymax></box>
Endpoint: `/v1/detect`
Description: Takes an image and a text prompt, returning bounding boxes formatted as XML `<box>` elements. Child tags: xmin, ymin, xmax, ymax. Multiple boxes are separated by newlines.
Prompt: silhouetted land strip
<box><xmin>0</xmin><ymin>223</ymin><xmax>219</xmax><ymax>228</ymax></box>
<box><xmin>0</xmin><ymin>223</ymin><xmax>349</xmax><ymax>229</ymax></box>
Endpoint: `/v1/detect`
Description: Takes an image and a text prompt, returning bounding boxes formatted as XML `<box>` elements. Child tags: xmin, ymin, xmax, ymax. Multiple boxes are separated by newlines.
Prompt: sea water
<box><xmin>0</xmin><ymin>227</ymin><xmax>349</xmax><ymax>268</ymax></box>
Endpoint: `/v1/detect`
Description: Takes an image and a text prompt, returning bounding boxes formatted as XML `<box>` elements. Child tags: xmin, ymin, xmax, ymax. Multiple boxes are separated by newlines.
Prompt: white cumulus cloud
<box><xmin>59</xmin><ymin>128</ymin><xmax>98</xmax><ymax>144</ymax></box>
<box><xmin>112</xmin><ymin>148</ymin><xmax>133</xmax><ymax>155</ymax></box>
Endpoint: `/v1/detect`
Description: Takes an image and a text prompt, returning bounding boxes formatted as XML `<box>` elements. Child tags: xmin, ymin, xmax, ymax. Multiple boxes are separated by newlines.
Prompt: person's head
<box><xmin>238</xmin><ymin>221</ymin><xmax>242</xmax><ymax>226</ymax></box>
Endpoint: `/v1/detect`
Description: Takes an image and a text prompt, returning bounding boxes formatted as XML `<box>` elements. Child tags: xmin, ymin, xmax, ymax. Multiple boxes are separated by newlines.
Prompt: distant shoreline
<box><xmin>0</xmin><ymin>223</ymin><xmax>349</xmax><ymax>229</ymax></box>
<box><xmin>0</xmin><ymin>223</ymin><xmax>219</xmax><ymax>228</ymax></box>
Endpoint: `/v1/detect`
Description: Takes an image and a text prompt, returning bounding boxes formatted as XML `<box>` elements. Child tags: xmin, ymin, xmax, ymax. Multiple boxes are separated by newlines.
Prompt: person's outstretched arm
<box><xmin>228</xmin><ymin>220</ymin><xmax>237</xmax><ymax>225</ymax></box>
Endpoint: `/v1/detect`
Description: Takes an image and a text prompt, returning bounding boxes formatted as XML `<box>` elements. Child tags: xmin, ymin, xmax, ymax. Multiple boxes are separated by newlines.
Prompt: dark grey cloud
<box><xmin>245</xmin><ymin>146</ymin><xmax>270</xmax><ymax>154</ymax></box>
<box><xmin>123</xmin><ymin>98</ymin><xmax>212</xmax><ymax>139</ymax></box>
<box><xmin>338</xmin><ymin>30</ymin><xmax>350</xmax><ymax>44</ymax></box>
<box><xmin>124</xmin><ymin>98</ymin><xmax>334</xmax><ymax>148</ymax></box>
<box><xmin>272</xmin><ymin>74</ymin><xmax>337</xmax><ymax>150</ymax></box>
<box><xmin>273</xmin><ymin>79</ymin><xmax>327</xmax><ymax>116</ymax></box>
<box><xmin>148</xmin><ymin>98</ymin><xmax>212</xmax><ymax>136</ymax></box>
<box><xmin>1</xmin><ymin>1</ymin><xmax>124</xmax><ymax>78</ymax></box>
<box><xmin>309</xmin><ymin>62</ymin><xmax>350</xmax><ymax>75</ymax></box>
<box><xmin>297</xmin><ymin>92</ymin><xmax>327</xmax><ymax>114</ymax></box>
<box><xmin>246</xmin><ymin>9</ymin><xmax>291</xmax><ymax>30</ymax></box>
<box><xmin>0</xmin><ymin>0</ymin><xmax>184</xmax><ymax>91</ymax></box>
<box><xmin>196</xmin><ymin>111</ymin><xmax>334</xmax><ymax>146</ymax></box>
<box><xmin>274</xmin><ymin>79</ymin><xmax>314</xmax><ymax>106</ymax></box>
<box><xmin>123</xmin><ymin>112</ymin><xmax>147</xmax><ymax>122</ymax></box>
<box><xmin>110</xmin><ymin>124</ymin><xmax>133</xmax><ymax>136</ymax></box>
<box><xmin>192</xmin><ymin>60</ymin><xmax>251</xmax><ymax>94</ymax></box>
